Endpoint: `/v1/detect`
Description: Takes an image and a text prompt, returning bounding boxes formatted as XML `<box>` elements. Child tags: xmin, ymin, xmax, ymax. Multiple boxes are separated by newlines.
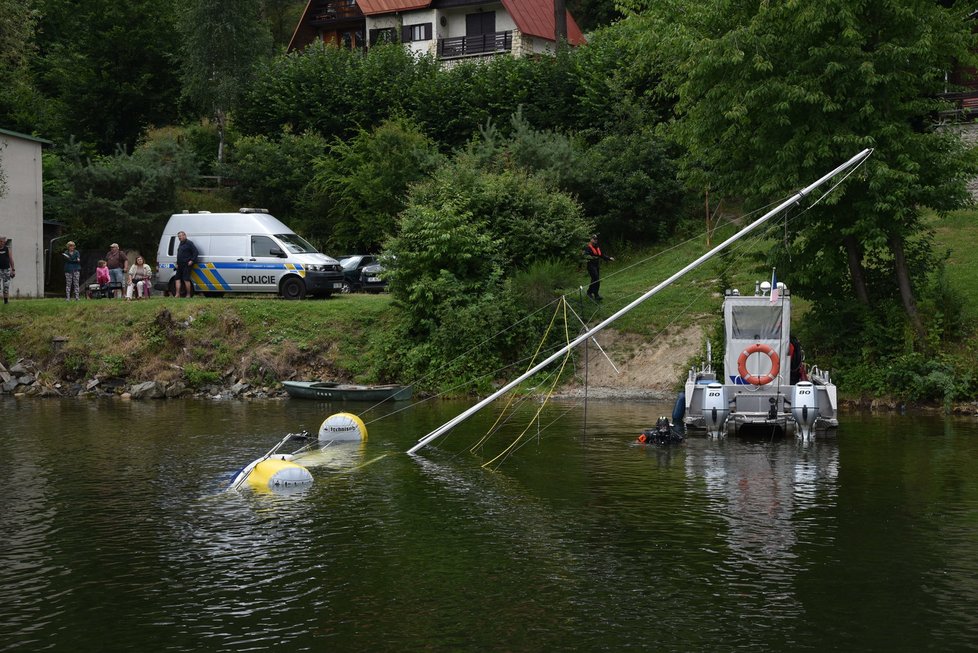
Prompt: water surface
<box><xmin>2</xmin><ymin>398</ymin><xmax>976</xmax><ymax>651</ymax></box>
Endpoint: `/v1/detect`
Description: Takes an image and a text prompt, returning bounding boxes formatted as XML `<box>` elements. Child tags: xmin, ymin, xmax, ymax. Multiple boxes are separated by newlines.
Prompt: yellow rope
<box><xmin>482</xmin><ymin>298</ymin><xmax>573</xmax><ymax>470</ymax></box>
<box><xmin>468</xmin><ymin>299</ymin><xmax>565</xmax><ymax>454</ymax></box>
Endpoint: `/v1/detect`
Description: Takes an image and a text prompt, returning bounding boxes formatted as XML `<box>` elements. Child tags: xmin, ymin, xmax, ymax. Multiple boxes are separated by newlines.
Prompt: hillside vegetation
<box><xmin>2</xmin><ymin>210</ymin><xmax>975</xmax><ymax>407</ymax></box>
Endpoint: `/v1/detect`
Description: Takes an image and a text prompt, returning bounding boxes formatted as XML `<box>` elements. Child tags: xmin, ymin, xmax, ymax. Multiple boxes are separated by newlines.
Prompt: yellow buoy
<box><xmin>318</xmin><ymin>412</ymin><xmax>368</xmax><ymax>443</ymax></box>
<box><xmin>246</xmin><ymin>456</ymin><xmax>313</xmax><ymax>490</ymax></box>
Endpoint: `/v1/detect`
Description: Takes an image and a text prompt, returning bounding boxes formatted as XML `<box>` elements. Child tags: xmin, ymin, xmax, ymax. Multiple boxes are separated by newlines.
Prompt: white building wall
<box><xmin>441</xmin><ymin>6</ymin><xmax>515</xmax><ymax>38</ymax></box>
<box><xmin>0</xmin><ymin>132</ymin><xmax>45</xmax><ymax>297</ymax></box>
<box><xmin>523</xmin><ymin>35</ymin><xmax>556</xmax><ymax>56</ymax></box>
<box><xmin>402</xmin><ymin>9</ymin><xmax>438</xmax><ymax>57</ymax></box>
<box><xmin>367</xmin><ymin>4</ymin><xmax>551</xmax><ymax>62</ymax></box>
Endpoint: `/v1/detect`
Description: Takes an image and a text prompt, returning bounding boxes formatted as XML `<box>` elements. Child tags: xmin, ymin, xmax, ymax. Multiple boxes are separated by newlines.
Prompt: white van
<box><xmin>154</xmin><ymin>209</ymin><xmax>344</xmax><ymax>299</ymax></box>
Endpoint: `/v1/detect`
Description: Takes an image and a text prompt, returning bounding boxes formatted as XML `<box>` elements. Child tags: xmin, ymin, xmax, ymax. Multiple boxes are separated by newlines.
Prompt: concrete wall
<box><xmin>0</xmin><ymin>131</ymin><xmax>45</xmax><ymax>297</ymax></box>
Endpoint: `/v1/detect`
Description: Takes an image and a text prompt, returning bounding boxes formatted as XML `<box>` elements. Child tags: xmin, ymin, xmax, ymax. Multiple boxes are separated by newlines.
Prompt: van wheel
<box><xmin>341</xmin><ymin>282</ymin><xmax>352</xmax><ymax>294</ymax></box>
<box><xmin>281</xmin><ymin>277</ymin><xmax>306</xmax><ymax>300</ymax></box>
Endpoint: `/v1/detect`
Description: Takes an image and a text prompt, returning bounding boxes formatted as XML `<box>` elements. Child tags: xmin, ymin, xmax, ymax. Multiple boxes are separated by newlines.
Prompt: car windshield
<box><xmin>275</xmin><ymin>233</ymin><xmax>318</xmax><ymax>254</ymax></box>
<box><xmin>340</xmin><ymin>256</ymin><xmax>363</xmax><ymax>270</ymax></box>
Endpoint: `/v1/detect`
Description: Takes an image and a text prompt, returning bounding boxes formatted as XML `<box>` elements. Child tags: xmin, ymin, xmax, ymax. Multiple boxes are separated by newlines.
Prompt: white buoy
<box><xmin>791</xmin><ymin>381</ymin><xmax>818</xmax><ymax>440</ymax></box>
<box><xmin>319</xmin><ymin>412</ymin><xmax>368</xmax><ymax>443</ymax></box>
<box><xmin>228</xmin><ymin>454</ymin><xmax>313</xmax><ymax>492</ymax></box>
<box><xmin>703</xmin><ymin>382</ymin><xmax>728</xmax><ymax>438</ymax></box>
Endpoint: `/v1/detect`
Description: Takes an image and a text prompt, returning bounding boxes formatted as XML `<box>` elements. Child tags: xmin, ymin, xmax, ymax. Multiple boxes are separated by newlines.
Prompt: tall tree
<box><xmin>262</xmin><ymin>0</ymin><xmax>306</xmax><ymax>48</ymax></box>
<box><xmin>623</xmin><ymin>0</ymin><xmax>978</xmax><ymax>348</ymax></box>
<box><xmin>32</xmin><ymin>0</ymin><xmax>183</xmax><ymax>153</ymax></box>
<box><xmin>178</xmin><ymin>0</ymin><xmax>273</xmax><ymax>164</ymax></box>
<box><xmin>0</xmin><ymin>0</ymin><xmax>40</xmax><ymax>139</ymax></box>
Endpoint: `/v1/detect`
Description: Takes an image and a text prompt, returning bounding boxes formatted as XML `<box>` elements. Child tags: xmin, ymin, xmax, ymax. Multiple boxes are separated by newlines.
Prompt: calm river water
<box><xmin>2</xmin><ymin>396</ymin><xmax>977</xmax><ymax>652</ymax></box>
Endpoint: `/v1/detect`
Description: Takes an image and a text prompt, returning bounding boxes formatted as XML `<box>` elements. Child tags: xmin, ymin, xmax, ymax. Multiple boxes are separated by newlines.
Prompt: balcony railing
<box><xmin>309</xmin><ymin>0</ymin><xmax>362</xmax><ymax>24</ymax></box>
<box><xmin>938</xmin><ymin>90</ymin><xmax>978</xmax><ymax>119</ymax></box>
<box><xmin>437</xmin><ymin>31</ymin><xmax>513</xmax><ymax>59</ymax></box>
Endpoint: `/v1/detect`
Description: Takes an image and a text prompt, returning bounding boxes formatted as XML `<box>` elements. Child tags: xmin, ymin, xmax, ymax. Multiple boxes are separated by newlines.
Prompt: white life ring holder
<box><xmin>738</xmin><ymin>343</ymin><xmax>780</xmax><ymax>386</ymax></box>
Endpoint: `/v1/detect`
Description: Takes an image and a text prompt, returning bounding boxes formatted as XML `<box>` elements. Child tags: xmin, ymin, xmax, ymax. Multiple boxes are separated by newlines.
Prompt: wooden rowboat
<box><xmin>282</xmin><ymin>381</ymin><xmax>412</xmax><ymax>402</ymax></box>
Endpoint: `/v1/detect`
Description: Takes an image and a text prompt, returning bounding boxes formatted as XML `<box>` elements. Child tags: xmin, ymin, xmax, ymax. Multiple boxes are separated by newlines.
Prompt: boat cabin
<box><xmin>683</xmin><ymin>279</ymin><xmax>838</xmax><ymax>440</ymax></box>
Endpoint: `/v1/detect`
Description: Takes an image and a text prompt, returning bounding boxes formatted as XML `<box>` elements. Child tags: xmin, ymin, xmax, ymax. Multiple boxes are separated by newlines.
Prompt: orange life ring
<box><xmin>737</xmin><ymin>343</ymin><xmax>781</xmax><ymax>386</ymax></box>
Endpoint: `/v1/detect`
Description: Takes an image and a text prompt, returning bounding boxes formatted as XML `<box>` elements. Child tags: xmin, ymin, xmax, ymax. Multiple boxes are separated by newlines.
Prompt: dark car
<box><xmin>360</xmin><ymin>262</ymin><xmax>388</xmax><ymax>293</ymax></box>
<box><xmin>338</xmin><ymin>254</ymin><xmax>378</xmax><ymax>293</ymax></box>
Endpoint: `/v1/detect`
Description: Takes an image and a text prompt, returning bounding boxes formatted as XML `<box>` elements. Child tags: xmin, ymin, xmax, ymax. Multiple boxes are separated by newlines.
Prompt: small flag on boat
<box><xmin>770</xmin><ymin>268</ymin><xmax>779</xmax><ymax>303</ymax></box>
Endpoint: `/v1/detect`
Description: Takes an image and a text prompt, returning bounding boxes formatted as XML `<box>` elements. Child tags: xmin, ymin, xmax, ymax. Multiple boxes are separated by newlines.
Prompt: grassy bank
<box><xmin>0</xmin><ymin>226</ymin><xmax>750</xmax><ymax>395</ymax></box>
<box><xmin>0</xmin><ymin>294</ymin><xmax>395</xmax><ymax>391</ymax></box>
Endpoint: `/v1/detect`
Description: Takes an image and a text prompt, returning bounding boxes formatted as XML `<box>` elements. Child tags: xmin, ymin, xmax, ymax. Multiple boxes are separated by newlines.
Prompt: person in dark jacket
<box><xmin>789</xmin><ymin>334</ymin><xmax>806</xmax><ymax>385</ymax></box>
<box><xmin>105</xmin><ymin>243</ymin><xmax>128</xmax><ymax>298</ymax></box>
<box><xmin>583</xmin><ymin>234</ymin><xmax>614</xmax><ymax>301</ymax></box>
<box><xmin>0</xmin><ymin>236</ymin><xmax>14</xmax><ymax>305</ymax></box>
<box><xmin>175</xmin><ymin>231</ymin><xmax>199</xmax><ymax>298</ymax></box>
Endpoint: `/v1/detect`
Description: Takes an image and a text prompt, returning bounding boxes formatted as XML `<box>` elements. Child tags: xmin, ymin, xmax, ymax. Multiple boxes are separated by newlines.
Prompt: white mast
<box><xmin>407</xmin><ymin>149</ymin><xmax>873</xmax><ymax>454</ymax></box>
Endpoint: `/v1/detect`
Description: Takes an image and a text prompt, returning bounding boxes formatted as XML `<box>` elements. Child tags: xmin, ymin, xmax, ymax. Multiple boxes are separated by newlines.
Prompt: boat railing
<box><xmin>808</xmin><ymin>365</ymin><xmax>830</xmax><ymax>384</ymax></box>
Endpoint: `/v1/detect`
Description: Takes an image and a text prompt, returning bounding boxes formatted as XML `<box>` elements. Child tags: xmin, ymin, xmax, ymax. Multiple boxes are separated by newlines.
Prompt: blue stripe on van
<box><xmin>162</xmin><ymin>261</ymin><xmax>309</xmax><ymax>291</ymax></box>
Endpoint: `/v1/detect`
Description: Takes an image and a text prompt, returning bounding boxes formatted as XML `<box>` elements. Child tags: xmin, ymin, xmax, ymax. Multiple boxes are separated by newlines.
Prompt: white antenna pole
<box><xmin>408</xmin><ymin>149</ymin><xmax>872</xmax><ymax>454</ymax></box>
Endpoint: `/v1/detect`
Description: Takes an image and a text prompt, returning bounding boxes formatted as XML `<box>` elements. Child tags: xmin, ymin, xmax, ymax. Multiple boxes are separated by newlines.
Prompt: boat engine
<box><xmin>703</xmin><ymin>382</ymin><xmax>728</xmax><ymax>438</ymax></box>
<box><xmin>791</xmin><ymin>381</ymin><xmax>818</xmax><ymax>440</ymax></box>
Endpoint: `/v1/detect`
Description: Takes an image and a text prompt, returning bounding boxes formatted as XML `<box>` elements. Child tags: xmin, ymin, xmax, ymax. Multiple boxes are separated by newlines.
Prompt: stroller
<box><xmin>87</xmin><ymin>281</ymin><xmax>123</xmax><ymax>299</ymax></box>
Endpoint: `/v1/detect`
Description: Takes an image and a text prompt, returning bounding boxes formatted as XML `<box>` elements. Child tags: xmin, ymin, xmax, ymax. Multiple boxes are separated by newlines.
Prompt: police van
<box><xmin>154</xmin><ymin>209</ymin><xmax>344</xmax><ymax>299</ymax></box>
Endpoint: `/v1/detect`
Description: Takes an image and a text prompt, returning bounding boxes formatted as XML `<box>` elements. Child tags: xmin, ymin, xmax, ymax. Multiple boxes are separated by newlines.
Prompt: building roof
<box><xmin>501</xmin><ymin>0</ymin><xmax>584</xmax><ymax>46</ymax></box>
<box><xmin>0</xmin><ymin>128</ymin><xmax>52</xmax><ymax>145</ymax></box>
<box><xmin>357</xmin><ymin>0</ymin><xmax>431</xmax><ymax>14</ymax></box>
<box><xmin>291</xmin><ymin>0</ymin><xmax>584</xmax><ymax>49</ymax></box>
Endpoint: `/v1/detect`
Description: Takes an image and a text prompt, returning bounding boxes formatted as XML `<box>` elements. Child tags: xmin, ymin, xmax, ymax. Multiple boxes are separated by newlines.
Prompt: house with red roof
<box><xmin>288</xmin><ymin>0</ymin><xmax>585</xmax><ymax>60</ymax></box>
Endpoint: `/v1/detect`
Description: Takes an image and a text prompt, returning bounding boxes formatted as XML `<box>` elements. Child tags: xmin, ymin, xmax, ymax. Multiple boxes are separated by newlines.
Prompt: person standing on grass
<box><xmin>583</xmin><ymin>234</ymin><xmax>614</xmax><ymax>301</ymax></box>
<box><xmin>63</xmin><ymin>241</ymin><xmax>81</xmax><ymax>301</ymax></box>
<box><xmin>105</xmin><ymin>243</ymin><xmax>128</xmax><ymax>299</ymax></box>
<box><xmin>0</xmin><ymin>236</ymin><xmax>14</xmax><ymax>305</ymax></box>
<box><xmin>174</xmin><ymin>231</ymin><xmax>198</xmax><ymax>299</ymax></box>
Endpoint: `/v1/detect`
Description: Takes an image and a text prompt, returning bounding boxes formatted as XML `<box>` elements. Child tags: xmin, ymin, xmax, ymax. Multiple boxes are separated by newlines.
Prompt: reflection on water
<box><xmin>685</xmin><ymin>439</ymin><xmax>840</xmax><ymax>624</ymax></box>
<box><xmin>2</xmin><ymin>398</ymin><xmax>977</xmax><ymax>652</ymax></box>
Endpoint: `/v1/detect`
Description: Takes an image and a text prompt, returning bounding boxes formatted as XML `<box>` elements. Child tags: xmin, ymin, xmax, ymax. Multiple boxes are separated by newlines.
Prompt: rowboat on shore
<box><xmin>282</xmin><ymin>380</ymin><xmax>412</xmax><ymax>402</ymax></box>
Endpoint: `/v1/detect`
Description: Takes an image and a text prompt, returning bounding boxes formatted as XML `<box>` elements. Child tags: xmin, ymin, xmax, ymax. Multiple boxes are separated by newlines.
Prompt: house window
<box><xmin>401</xmin><ymin>22</ymin><xmax>432</xmax><ymax>42</ymax></box>
<box><xmin>369</xmin><ymin>27</ymin><xmax>398</xmax><ymax>46</ymax></box>
<box><xmin>340</xmin><ymin>28</ymin><xmax>363</xmax><ymax>49</ymax></box>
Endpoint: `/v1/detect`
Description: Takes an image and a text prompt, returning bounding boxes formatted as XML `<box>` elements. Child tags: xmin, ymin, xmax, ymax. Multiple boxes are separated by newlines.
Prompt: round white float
<box><xmin>318</xmin><ymin>412</ymin><xmax>368</xmax><ymax>443</ymax></box>
<box><xmin>246</xmin><ymin>455</ymin><xmax>313</xmax><ymax>490</ymax></box>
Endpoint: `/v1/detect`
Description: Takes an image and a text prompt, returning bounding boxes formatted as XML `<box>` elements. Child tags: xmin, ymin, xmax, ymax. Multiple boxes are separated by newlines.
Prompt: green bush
<box><xmin>380</xmin><ymin>153</ymin><xmax>591</xmax><ymax>392</ymax></box>
<box><xmin>225</xmin><ymin>129</ymin><xmax>329</xmax><ymax>224</ymax></box>
<box><xmin>301</xmin><ymin>118</ymin><xmax>442</xmax><ymax>252</ymax></box>
<box><xmin>510</xmin><ymin>259</ymin><xmax>579</xmax><ymax>312</ymax></box>
<box><xmin>183</xmin><ymin>363</ymin><xmax>221</xmax><ymax>388</ymax></box>
<box><xmin>101</xmin><ymin>354</ymin><xmax>127</xmax><ymax>377</ymax></box>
